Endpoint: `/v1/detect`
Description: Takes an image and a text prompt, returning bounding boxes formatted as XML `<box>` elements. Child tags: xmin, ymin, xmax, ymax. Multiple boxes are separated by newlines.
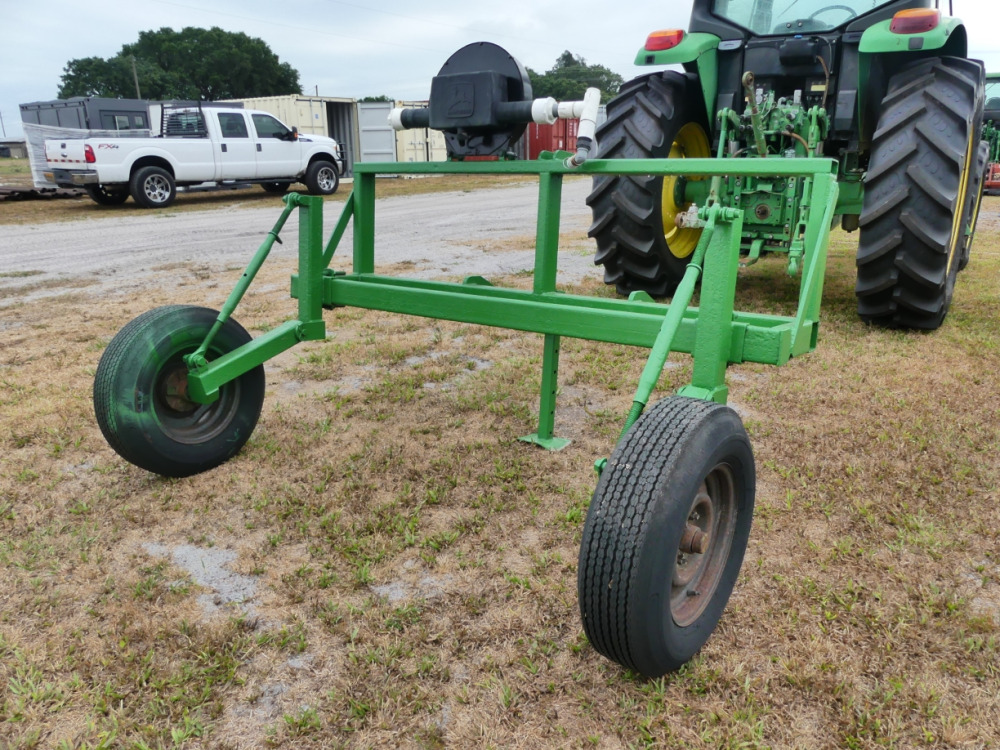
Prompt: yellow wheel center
<box><xmin>661</xmin><ymin>123</ymin><xmax>711</xmax><ymax>260</ymax></box>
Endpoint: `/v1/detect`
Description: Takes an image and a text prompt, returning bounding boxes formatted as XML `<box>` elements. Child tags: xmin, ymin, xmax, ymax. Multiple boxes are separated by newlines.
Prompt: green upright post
<box><xmin>353</xmin><ymin>173</ymin><xmax>376</xmax><ymax>275</ymax></box>
<box><xmin>678</xmin><ymin>208</ymin><xmax>744</xmax><ymax>403</ymax></box>
<box><xmin>520</xmin><ymin>172</ymin><xmax>570</xmax><ymax>450</ymax></box>
<box><xmin>521</xmin><ymin>333</ymin><xmax>570</xmax><ymax>450</ymax></box>
<box><xmin>296</xmin><ymin>194</ymin><xmax>327</xmax><ymax>341</ymax></box>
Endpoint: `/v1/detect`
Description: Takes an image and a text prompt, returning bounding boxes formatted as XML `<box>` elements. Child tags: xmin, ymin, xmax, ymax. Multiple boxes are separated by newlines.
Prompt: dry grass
<box><xmin>0</xmin><ymin>157</ymin><xmax>538</xmax><ymax>226</ymax></box>
<box><xmin>1</xmin><ymin>192</ymin><xmax>999</xmax><ymax>749</ymax></box>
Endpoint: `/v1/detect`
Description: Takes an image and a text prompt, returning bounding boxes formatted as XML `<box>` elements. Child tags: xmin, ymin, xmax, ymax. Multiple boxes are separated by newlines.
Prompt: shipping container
<box><xmin>525</xmin><ymin>119</ymin><xmax>579</xmax><ymax>160</ymax></box>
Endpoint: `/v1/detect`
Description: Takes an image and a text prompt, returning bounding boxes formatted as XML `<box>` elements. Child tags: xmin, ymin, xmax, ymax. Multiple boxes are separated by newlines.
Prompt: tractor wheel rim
<box><xmin>661</xmin><ymin>122</ymin><xmax>710</xmax><ymax>260</ymax></box>
<box><xmin>317</xmin><ymin>167</ymin><xmax>335</xmax><ymax>191</ymax></box>
<box><xmin>153</xmin><ymin>355</ymin><xmax>241</xmax><ymax>444</ymax></box>
<box><xmin>671</xmin><ymin>462</ymin><xmax>737</xmax><ymax>627</ymax></box>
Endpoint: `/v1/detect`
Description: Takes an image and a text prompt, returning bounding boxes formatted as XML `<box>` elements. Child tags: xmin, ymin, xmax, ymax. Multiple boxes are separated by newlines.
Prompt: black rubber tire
<box><xmin>959</xmin><ymin>140</ymin><xmax>989</xmax><ymax>272</ymax></box>
<box><xmin>85</xmin><ymin>184</ymin><xmax>130</xmax><ymax>206</ymax></box>
<box><xmin>130</xmin><ymin>165</ymin><xmax>177</xmax><ymax>209</ymax></box>
<box><xmin>261</xmin><ymin>181</ymin><xmax>290</xmax><ymax>195</ymax></box>
<box><xmin>587</xmin><ymin>72</ymin><xmax>710</xmax><ymax>297</ymax></box>
<box><xmin>578</xmin><ymin>396</ymin><xmax>755</xmax><ymax>677</ymax></box>
<box><xmin>856</xmin><ymin>57</ymin><xmax>985</xmax><ymax>329</ymax></box>
<box><xmin>304</xmin><ymin>160</ymin><xmax>339</xmax><ymax>196</ymax></box>
<box><xmin>93</xmin><ymin>305</ymin><xmax>265</xmax><ymax>477</ymax></box>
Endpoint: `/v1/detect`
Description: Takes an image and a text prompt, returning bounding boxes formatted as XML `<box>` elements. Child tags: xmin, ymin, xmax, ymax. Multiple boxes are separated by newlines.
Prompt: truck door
<box><xmin>216</xmin><ymin>112</ymin><xmax>257</xmax><ymax>180</ymax></box>
<box><xmin>251</xmin><ymin>113</ymin><xmax>301</xmax><ymax>179</ymax></box>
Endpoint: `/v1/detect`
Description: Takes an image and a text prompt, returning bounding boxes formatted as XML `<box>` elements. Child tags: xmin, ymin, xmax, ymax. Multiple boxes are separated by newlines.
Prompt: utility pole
<box><xmin>0</xmin><ymin>110</ymin><xmax>6</xmax><ymax>139</ymax></box>
<box><xmin>131</xmin><ymin>56</ymin><xmax>142</xmax><ymax>99</ymax></box>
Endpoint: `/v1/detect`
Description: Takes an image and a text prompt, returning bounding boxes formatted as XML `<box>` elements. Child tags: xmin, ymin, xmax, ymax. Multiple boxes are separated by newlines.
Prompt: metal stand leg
<box><xmin>520</xmin><ymin>333</ymin><xmax>570</xmax><ymax>450</ymax></box>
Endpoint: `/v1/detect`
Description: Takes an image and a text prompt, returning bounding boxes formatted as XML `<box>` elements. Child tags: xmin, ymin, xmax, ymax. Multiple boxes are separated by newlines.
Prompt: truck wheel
<box><xmin>305</xmin><ymin>160</ymin><xmax>339</xmax><ymax>195</ymax></box>
<box><xmin>130</xmin><ymin>166</ymin><xmax>177</xmax><ymax>209</ymax></box>
<box><xmin>857</xmin><ymin>57</ymin><xmax>985</xmax><ymax>329</ymax></box>
<box><xmin>93</xmin><ymin>305</ymin><xmax>265</xmax><ymax>477</ymax></box>
<box><xmin>85</xmin><ymin>184</ymin><xmax>130</xmax><ymax>206</ymax></box>
<box><xmin>261</xmin><ymin>181</ymin><xmax>290</xmax><ymax>194</ymax></box>
<box><xmin>587</xmin><ymin>71</ymin><xmax>710</xmax><ymax>297</ymax></box>
<box><xmin>578</xmin><ymin>397</ymin><xmax>755</xmax><ymax>677</ymax></box>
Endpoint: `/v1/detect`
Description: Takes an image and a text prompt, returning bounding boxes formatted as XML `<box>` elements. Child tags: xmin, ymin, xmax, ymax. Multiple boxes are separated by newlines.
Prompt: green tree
<box><xmin>58</xmin><ymin>27</ymin><xmax>300</xmax><ymax>100</ymax></box>
<box><xmin>527</xmin><ymin>51</ymin><xmax>624</xmax><ymax>104</ymax></box>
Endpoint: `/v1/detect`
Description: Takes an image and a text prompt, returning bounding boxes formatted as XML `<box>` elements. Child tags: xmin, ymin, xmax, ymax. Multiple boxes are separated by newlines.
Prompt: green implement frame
<box><xmin>183</xmin><ymin>153</ymin><xmax>839</xmax><ymax>459</ymax></box>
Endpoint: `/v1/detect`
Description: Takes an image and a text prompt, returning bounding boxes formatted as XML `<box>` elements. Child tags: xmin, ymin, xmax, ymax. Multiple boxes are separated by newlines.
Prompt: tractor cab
<box><xmin>682</xmin><ymin>0</ymin><xmax>965</xmax><ymax>150</ymax></box>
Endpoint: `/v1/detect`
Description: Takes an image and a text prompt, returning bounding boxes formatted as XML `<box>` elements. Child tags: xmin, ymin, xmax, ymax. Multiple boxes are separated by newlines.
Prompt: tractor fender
<box><xmin>858</xmin><ymin>16</ymin><xmax>967</xmax><ymax>56</ymax></box>
<box><xmin>634</xmin><ymin>32</ymin><xmax>721</xmax><ymax>134</ymax></box>
<box><xmin>855</xmin><ymin>18</ymin><xmax>969</xmax><ymax>150</ymax></box>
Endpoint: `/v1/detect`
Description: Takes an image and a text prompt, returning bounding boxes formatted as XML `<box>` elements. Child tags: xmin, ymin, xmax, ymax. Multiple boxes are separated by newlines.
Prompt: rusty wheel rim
<box><xmin>671</xmin><ymin>462</ymin><xmax>738</xmax><ymax>627</ymax></box>
<box><xmin>153</xmin><ymin>355</ymin><xmax>241</xmax><ymax>445</ymax></box>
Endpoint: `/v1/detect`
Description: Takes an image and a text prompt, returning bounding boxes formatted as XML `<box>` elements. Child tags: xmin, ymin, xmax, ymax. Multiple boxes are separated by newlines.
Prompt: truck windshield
<box><xmin>713</xmin><ymin>0</ymin><xmax>900</xmax><ymax>34</ymax></box>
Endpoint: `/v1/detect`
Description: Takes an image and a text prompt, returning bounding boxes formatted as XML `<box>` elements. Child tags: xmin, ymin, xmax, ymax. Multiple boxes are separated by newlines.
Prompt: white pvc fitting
<box><xmin>531</xmin><ymin>97</ymin><xmax>559</xmax><ymax>124</ymax></box>
<box><xmin>565</xmin><ymin>87</ymin><xmax>602</xmax><ymax>167</ymax></box>
<box><xmin>557</xmin><ymin>100</ymin><xmax>585</xmax><ymax>119</ymax></box>
<box><xmin>576</xmin><ymin>87</ymin><xmax>601</xmax><ymax>145</ymax></box>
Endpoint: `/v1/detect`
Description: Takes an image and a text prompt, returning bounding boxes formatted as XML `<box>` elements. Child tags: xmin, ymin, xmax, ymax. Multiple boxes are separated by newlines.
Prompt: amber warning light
<box><xmin>645</xmin><ymin>29</ymin><xmax>685</xmax><ymax>52</ymax></box>
<box><xmin>890</xmin><ymin>8</ymin><xmax>940</xmax><ymax>34</ymax></box>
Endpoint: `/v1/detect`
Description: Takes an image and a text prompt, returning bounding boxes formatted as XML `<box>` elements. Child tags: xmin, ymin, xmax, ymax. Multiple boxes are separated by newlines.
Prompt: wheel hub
<box><xmin>145</xmin><ymin>176</ymin><xmax>170</xmax><ymax>202</ymax></box>
<box><xmin>661</xmin><ymin>122</ymin><xmax>710</xmax><ymax>260</ymax></box>
<box><xmin>317</xmin><ymin>168</ymin><xmax>335</xmax><ymax>191</ymax></box>
<box><xmin>671</xmin><ymin>463</ymin><xmax>737</xmax><ymax>627</ymax></box>
<box><xmin>153</xmin><ymin>355</ymin><xmax>241</xmax><ymax>444</ymax></box>
<box><xmin>160</xmin><ymin>365</ymin><xmax>194</xmax><ymax>413</ymax></box>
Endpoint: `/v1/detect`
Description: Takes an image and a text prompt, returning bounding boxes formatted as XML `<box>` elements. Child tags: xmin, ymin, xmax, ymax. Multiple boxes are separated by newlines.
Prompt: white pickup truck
<box><xmin>44</xmin><ymin>105</ymin><xmax>345</xmax><ymax>208</ymax></box>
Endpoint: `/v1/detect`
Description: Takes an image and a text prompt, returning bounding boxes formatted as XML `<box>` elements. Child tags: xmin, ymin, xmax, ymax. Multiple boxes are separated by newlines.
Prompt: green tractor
<box><xmin>983</xmin><ymin>72</ymin><xmax>1000</xmax><ymax>194</ymax></box>
<box><xmin>589</xmin><ymin>0</ymin><xmax>986</xmax><ymax>329</ymax></box>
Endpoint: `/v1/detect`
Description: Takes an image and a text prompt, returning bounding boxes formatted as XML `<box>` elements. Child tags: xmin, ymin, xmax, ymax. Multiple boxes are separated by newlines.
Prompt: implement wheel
<box><xmin>587</xmin><ymin>71</ymin><xmax>710</xmax><ymax>297</ymax></box>
<box><xmin>93</xmin><ymin>306</ymin><xmax>265</xmax><ymax>477</ymax></box>
<box><xmin>857</xmin><ymin>57</ymin><xmax>985</xmax><ymax>329</ymax></box>
<box><xmin>578</xmin><ymin>397</ymin><xmax>755</xmax><ymax>677</ymax></box>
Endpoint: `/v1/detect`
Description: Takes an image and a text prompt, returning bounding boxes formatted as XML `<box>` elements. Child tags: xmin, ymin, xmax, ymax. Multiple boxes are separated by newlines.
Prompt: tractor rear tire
<box><xmin>578</xmin><ymin>397</ymin><xmax>755</xmax><ymax>677</ymax></box>
<box><xmin>856</xmin><ymin>57</ymin><xmax>985</xmax><ymax>329</ymax></box>
<box><xmin>587</xmin><ymin>72</ymin><xmax>710</xmax><ymax>297</ymax></box>
<box><xmin>93</xmin><ymin>305</ymin><xmax>265</xmax><ymax>477</ymax></box>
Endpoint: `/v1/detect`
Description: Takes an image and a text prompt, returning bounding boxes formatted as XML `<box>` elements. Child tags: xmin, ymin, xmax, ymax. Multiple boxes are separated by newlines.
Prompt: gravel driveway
<box><xmin>1</xmin><ymin>180</ymin><xmax>598</xmax><ymax>305</ymax></box>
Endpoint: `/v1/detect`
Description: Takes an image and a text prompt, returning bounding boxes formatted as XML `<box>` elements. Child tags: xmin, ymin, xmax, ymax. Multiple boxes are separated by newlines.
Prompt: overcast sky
<box><xmin>2</xmin><ymin>0</ymin><xmax>999</xmax><ymax>140</ymax></box>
